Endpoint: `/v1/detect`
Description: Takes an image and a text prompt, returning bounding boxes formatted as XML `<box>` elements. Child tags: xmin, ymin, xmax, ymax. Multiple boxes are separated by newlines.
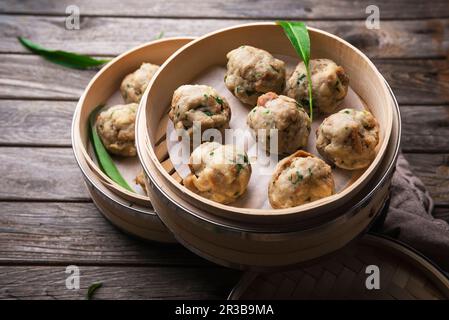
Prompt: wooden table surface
<box><xmin>0</xmin><ymin>0</ymin><xmax>448</xmax><ymax>299</ymax></box>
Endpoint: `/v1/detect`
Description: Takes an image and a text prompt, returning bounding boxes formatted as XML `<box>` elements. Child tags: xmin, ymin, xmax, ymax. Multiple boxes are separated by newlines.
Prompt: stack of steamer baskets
<box><xmin>136</xmin><ymin>23</ymin><xmax>402</xmax><ymax>269</ymax></box>
<box><xmin>73</xmin><ymin>23</ymin><xmax>449</xmax><ymax>298</ymax></box>
<box><xmin>72</xmin><ymin>37</ymin><xmax>195</xmax><ymax>243</ymax></box>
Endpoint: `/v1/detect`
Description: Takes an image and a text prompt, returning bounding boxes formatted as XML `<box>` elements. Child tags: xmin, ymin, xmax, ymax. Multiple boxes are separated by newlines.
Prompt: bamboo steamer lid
<box><xmin>229</xmin><ymin>234</ymin><xmax>449</xmax><ymax>300</ymax></box>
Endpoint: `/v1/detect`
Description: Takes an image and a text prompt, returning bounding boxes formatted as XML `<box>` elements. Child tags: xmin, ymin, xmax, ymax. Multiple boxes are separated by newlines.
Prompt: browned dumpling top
<box><xmin>316</xmin><ymin>108</ymin><xmax>379</xmax><ymax>170</ymax></box>
<box><xmin>169</xmin><ymin>85</ymin><xmax>231</xmax><ymax>138</ymax></box>
<box><xmin>96</xmin><ymin>103</ymin><xmax>137</xmax><ymax>157</ymax></box>
<box><xmin>247</xmin><ymin>92</ymin><xmax>311</xmax><ymax>155</ymax></box>
<box><xmin>225</xmin><ymin>45</ymin><xmax>286</xmax><ymax>106</ymax></box>
<box><xmin>120</xmin><ymin>63</ymin><xmax>159</xmax><ymax>103</ymax></box>
<box><xmin>285</xmin><ymin>58</ymin><xmax>349</xmax><ymax>114</ymax></box>
<box><xmin>183</xmin><ymin>142</ymin><xmax>251</xmax><ymax>204</ymax></box>
<box><xmin>269</xmin><ymin>150</ymin><xmax>334</xmax><ymax>209</ymax></box>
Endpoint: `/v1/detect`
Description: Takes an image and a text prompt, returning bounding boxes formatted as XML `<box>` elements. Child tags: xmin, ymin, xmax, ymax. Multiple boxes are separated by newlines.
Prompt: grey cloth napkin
<box><xmin>378</xmin><ymin>153</ymin><xmax>449</xmax><ymax>270</ymax></box>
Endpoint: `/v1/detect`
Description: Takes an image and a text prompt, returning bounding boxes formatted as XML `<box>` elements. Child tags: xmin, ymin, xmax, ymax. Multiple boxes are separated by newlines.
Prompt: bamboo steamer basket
<box><xmin>141</xmin><ymin>23</ymin><xmax>394</xmax><ymax>224</ymax></box>
<box><xmin>229</xmin><ymin>234</ymin><xmax>449</xmax><ymax>300</ymax></box>
<box><xmin>72</xmin><ymin>37</ymin><xmax>193</xmax><ymax>206</ymax></box>
<box><xmin>72</xmin><ymin>37</ymin><xmax>194</xmax><ymax>242</ymax></box>
<box><xmin>136</xmin><ymin>74</ymin><xmax>401</xmax><ymax>269</ymax></box>
<box><xmin>72</xmin><ymin>133</ymin><xmax>175</xmax><ymax>242</ymax></box>
<box><xmin>136</xmin><ymin>23</ymin><xmax>400</xmax><ymax>268</ymax></box>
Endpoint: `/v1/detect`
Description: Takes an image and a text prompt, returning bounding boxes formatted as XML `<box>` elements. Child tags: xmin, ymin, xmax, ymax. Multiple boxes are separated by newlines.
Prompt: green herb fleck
<box><xmin>344</xmin><ymin>110</ymin><xmax>351</xmax><ymax>114</ymax></box>
<box><xmin>155</xmin><ymin>31</ymin><xmax>165</xmax><ymax>40</ymax></box>
<box><xmin>263</xmin><ymin>109</ymin><xmax>271</xmax><ymax>114</ymax></box>
<box><xmin>289</xmin><ymin>170</ymin><xmax>303</xmax><ymax>184</ymax></box>
<box><xmin>203</xmin><ymin>110</ymin><xmax>214</xmax><ymax>116</ymax></box>
<box><xmin>215</xmin><ymin>96</ymin><xmax>224</xmax><ymax>105</ymax></box>
<box><xmin>236</xmin><ymin>163</ymin><xmax>244</xmax><ymax>174</ymax></box>
<box><xmin>297</xmin><ymin>73</ymin><xmax>306</xmax><ymax>85</ymax></box>
<box><xmin>86</xmin><ymin>282</ymin><xmax>103</xmax><ymax>300</ymax></box>
<box><xmin>209</xmin><ymin>151</ymin><xmax>214</xmax><ymax>156</ymax></box>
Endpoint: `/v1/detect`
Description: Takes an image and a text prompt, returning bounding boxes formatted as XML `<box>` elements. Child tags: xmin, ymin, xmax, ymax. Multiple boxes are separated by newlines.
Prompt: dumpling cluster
<box><xmin>166</xmin><ymin>44</ymin><xmax>379</xmax><ymax>209</ymax></box>
<box><xmin>95</xmin><ymin>62</ymin><xmax>160</xmax><ymax>192</ymax></box>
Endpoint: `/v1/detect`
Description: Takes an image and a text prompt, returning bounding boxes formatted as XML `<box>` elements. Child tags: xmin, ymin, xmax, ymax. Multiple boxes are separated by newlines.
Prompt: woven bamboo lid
<box><xmin>229</xmin><ymin>234</ymin><xmax>449</xmax><ymax>300</ymax></box>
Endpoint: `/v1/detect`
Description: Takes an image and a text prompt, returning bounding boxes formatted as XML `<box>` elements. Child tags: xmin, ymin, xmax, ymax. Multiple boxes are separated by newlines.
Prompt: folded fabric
<box><xmin>378</xmin><ymin>153</ymin><xmax>449</xmax><ymax>271</ymax></box>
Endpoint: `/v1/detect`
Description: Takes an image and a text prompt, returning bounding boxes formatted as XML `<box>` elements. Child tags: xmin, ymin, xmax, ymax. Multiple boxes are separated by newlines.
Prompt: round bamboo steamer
<box><xmin>229</xmin><ymin>234</ymin><xmax>449</xmax><ymax>299</ymax></box>
<box><xmin>72</xmin><ymin>37</ymin><xmax>194</xmax><ymax>206</ymax></box>
<box><xmin>71</xmin><ymin>38</ymin><xmax>195</xmax><ymax>242</ymax></box>
<box><xmin>72</xmin><ymin>133</ymin><xmax>175</xmax><ymax>242</ymax></box>
<box><xmin>135</xmin><ymin>79</ymin><xmax>401</xmax><ymax>269</ymax></box>
<box><xmin>141</xmin><ymin>23</ymin><xmax>394</xmax><ymax>223</ymax></box>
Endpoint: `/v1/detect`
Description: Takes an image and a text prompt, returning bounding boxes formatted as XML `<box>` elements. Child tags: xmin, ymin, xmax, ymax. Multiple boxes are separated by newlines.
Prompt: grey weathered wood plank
<box><xmin>0</xmin><ymin>147</ymin><xmax>448</xmax><ymax>205</ymax></box>
<box><xmin>400</xmin><ymin>106</ymin><xmax>449</xmax><ymax>153</ymax></box>
<box><xmin>0</xmin><ymin>147</ymin><xmax>89</xmax><ymax>200</ymax></box>
<box><xmin>0</xmin><ymin>54</ymin><xmax>448</xmax><ymax>104</ymax></box>
<box><xmin>0</xmin><ymin>55</ymin><xmax>97</xmax><ymax>100</ymax></box>
<box><xmin>0</xmin><ymin>266</ymin><xmax>240</xmax><ymax>299</ymax></box>
<box><xmin>2</xmin><ymin>15</ymin><xmax>448</xmax><ymax>58</ymax></box>
<box><xmin>0</xmin><ymin>202</ymin><xmax>211</xmax><ymax>265</ymax></box>
<box><xmin>404</xmin><ymin>153</ymin><xmax>449</xmax><ymax>206</ymax></box>
<box><xmin>1</xmin><ymin>0</ymin><xmax>448</xmax><ymax>19</ymax></box>
<box><xmin>0</xmin><ymin>100</ymin><xmax>75</xmax><ymax>146</ymax></box>
<box><xmin>2</xmin><ymin>101</ymin><xmax>449</xmax><ymax>154</ymax></box>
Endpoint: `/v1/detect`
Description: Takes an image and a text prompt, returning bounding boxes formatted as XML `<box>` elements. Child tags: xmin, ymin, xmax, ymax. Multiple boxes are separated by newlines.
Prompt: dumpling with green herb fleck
<box><xmin>96</xmin><ymin>103</ymin><xmax>137</xmax><ymax>157</ymax></box>
<box><xmin>183</xmin><ymin>142</ymin><xmax>251</xmax><ymax>204</ymax></box>
<box><xmin>169</xmin><ymin>84</ymin><xmax>231</xmax><ymax>139</ymax></box>
<box><xmin>285</xmin><ymin>58</ymin><xmax>349</xmax><ymax>114</ymax></box>
<box><xmin>120</xmin><ymin>63</ymin><xmax>159</xmax><ymax>103</ymax></box>
<box><xmin>316</xmin><ymin>108</ymin><xmax>379</xmax><ymax>170</ymax></box>
<box><xmin>269</xmin><ymin>150</ymin><xmax>334</xmax><ymax>209</ymax></box>
<box><xmin>247</xmin><ymin>92</ymin><xmax>311</xmax><ymax>155</ymax></box>
<box><xmin>225</xmin><ymin>45</ymin><xmax>286</xmax><ymax>106</ymax></box>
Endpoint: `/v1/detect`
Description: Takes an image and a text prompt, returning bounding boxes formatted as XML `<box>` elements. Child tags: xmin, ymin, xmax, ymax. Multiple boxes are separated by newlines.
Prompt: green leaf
<box><xmin>86</xmin><ymin>282</ymin><xmax>103</xmax><ymax>300</ymax></box>
<box><xmin>155</xmin><ymin>31</ymin><xmax>165</xmax><ymax>40</ymax></box>
<box><xmin>18</xmin><ymin>37</ymin><xmax>110</xmax><ymax>70</ymax></box>
<box><xmin>276</xmin><ymin>21</ymin><xmax>314</xmax><ymax>120</ymax></box>
<box><xmin>89</xmin><ymin>106</ymin><xmax>135</xmax><ymax>192</ymax></box>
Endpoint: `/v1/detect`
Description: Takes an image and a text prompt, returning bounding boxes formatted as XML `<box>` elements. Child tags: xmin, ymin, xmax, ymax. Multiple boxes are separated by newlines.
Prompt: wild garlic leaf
<box><xmin>86</xmin><ymin>282</ymin><xmax>103</xmax><ymax>300</ymax></box>
<box><xmin>89</xmin><ymin>106</ymin><xmax>135</xmax><ymax>192</ymax></box>
<box><xmin>18</xmin><ymin>37</ymin><xmax>110</xmax><ymax>70</ymax></box>
<box><xmin>276</xmin><ymin>21</ymin><xmax>314</xmax><ymax>120</ymax></box>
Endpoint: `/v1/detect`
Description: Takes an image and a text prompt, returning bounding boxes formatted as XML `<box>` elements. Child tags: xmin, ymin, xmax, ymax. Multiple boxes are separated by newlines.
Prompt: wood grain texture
<box><xmin>0</xmin><ymin>147</ymin><xmax>89</xmax><ymax>201</ymax></box>
<box><xmin>0</xmin><ymin>266</ymin><xmax>240</xmax><ymax>299</ymax></box>
<box><xmin>0</xmin><ymin>54</ymin><xmax>448</xmax><ymax>104</ymax></box>
<box><xmin>0</xmin><ymin>202</ymin><xmax>210</xmax><ymax>265</ymax></box>
<box><xmin>0</xmin><ymin>100</ymin><xmax>75</xmax><ymax>146</ymax></box>
<box><xmin>2</xmin><ymin>101</ymin><xmax>449</xmax><ymax>153</ymax></box>
<box><xmin>405</xmin><ymin>153</ymin><xmax>449</xmax><ymax>206</ymax></box>
<box><xmin>400</xmin><ymin>106</ymin><xmax>449</xmax><ymax>153</ymax></box>
<box><xmin>2</xmin><ymin>15</ymin><xmax>448</xmax><ymax>58</ymax></box>
<box><xmin>0</xmin><ymin>147</ymin><xmax>448</xmax><ymax>205</ymax></box>
<box><xmin>1</xmin><ymin>0</ymin><xmax>449</xmax><ymax>19</ymax></box>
